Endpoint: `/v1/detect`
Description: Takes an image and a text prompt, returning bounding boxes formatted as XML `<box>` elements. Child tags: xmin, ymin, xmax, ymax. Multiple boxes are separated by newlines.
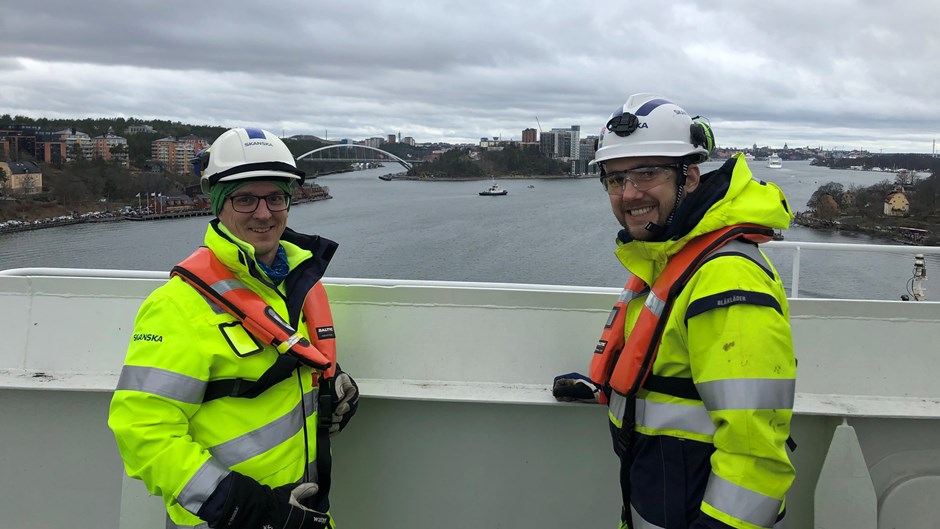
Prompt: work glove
<box><xmin>210</xmin><ymin>472</ymin><xmax>330</xmax><ymax>529</ymax></box>
<box><xmin>330</xmin><ymin>370</ymin><xmax>359</xmax><ymax>437</ymax></box>
<box><xmin>552</xmin><ymin>372</ymin><xmax>600</xmax><ymax>403</ymax></box>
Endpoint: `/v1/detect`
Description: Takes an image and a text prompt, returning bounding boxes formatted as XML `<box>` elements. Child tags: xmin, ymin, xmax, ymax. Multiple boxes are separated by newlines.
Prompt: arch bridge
<box><xmin>296</xmin><ymin>144</ymin><xmax>413</xmax><ymax>171</ymax></box>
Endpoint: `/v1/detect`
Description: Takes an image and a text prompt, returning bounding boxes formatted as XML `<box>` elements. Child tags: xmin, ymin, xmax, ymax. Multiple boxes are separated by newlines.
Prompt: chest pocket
<box><xmin>218</xmin><ymin>321</ymin><xmax>264</xmax><ymax>357</ymax></box>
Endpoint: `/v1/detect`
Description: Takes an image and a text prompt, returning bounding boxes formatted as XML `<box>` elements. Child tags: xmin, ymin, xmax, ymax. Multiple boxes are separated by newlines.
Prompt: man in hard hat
<box><xmin>109</xmin><ymin>127</ymin><xmax>358</xmax><ymax>529</ymax></box>
<box><xmin>553</xmin><ymin>95</ymin><xmax>796</xmax><ymax>529</ymax></box>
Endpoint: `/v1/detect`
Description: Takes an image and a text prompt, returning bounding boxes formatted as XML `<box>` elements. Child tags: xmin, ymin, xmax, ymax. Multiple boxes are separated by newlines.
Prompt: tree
<box><xmin>816</xmin><ymin>194</ymin><xmax>841</xmax><ymax>220</ymax></box>
<box><xmin>910</xmin><ymin>174</ymin><xmax>940</xmax><ymax>216</ymax></box>
<box><xmin>21</xmin><ymin>174</ymin><xmax>36</xmax><ymax>195</ymax></box>
<box><xmin>109</xmin><ymin>143</ymin><xmax>129</xmax><ymax>166</ymax></box>
<box><xmin>807</xmin><ymin>182</ymin><xmax>844</xmax><ymax>209</ymax></box>
<box><xmin>69</xmin><ymin>141</ymin><xmax>86</xmax><ymax>162</ymax></box>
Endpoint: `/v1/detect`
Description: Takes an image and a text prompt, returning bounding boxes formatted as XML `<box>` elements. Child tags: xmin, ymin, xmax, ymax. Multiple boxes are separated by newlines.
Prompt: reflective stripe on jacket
<box><xmin>108</xmin><ymin>220</ymin><xmax>338</xmax><ymax>527</ymax></box>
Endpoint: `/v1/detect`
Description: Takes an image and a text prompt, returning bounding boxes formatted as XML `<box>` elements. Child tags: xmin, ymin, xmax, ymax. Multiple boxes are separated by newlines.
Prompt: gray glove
<box><xmin>329</xmin><ymin>371</ymin><xmax>359</xmax><ymax>436</ymax></box>
<box><xmin>285</xmin><ymin>483</ymin><xmax>330</xmax><ymax>528</ymax></box>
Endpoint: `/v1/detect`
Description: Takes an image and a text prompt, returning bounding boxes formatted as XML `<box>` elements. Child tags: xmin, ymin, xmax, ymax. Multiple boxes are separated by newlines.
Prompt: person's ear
<box><xmin>683</xmin><ymin>164</ymin><xmax>701</xmax><ymax>193</ymax></box>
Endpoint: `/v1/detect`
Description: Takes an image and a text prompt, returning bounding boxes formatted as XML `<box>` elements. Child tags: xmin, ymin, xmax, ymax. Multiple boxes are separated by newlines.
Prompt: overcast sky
<box><xmin>2</xmin><ymin>0</ymin><xmax>938</xmax><ymax>153</ymax></box>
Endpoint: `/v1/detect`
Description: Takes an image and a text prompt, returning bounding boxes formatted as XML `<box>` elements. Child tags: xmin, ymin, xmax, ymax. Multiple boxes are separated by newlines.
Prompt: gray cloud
<box><xmin>1</xmin><ymin>0</ymin><xmax>938</xmax><ymax>152</ymax></box>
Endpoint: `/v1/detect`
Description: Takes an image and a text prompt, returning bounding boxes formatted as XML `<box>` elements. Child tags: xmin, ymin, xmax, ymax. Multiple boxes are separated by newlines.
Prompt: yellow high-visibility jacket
<box><xmin>108</xmin><ymin>220</ymin><xmax>338</xmax><ymax>528</ymax></box>
<box><xmin>608</xmin><ymin>155</ymin><xmax>796</xmax><ymax>529</ymax></box>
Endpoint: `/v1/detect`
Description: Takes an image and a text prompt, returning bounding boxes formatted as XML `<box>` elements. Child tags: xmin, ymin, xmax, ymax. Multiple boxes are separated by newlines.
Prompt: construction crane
<box><xmin>535</xmin><ymin>116</ymin><xmax>543</xmax><ymax>135</ymax></box>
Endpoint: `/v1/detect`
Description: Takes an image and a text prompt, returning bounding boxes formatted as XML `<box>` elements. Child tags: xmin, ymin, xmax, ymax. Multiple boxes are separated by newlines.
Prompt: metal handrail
<box><xmin>4</xmin><ymin>240</ymin><xmax>940</xmax><ymax>299</ymax></box>
<box><xmin>764</xmin><ymin>240</ymin><xmax>940</xmax><ymax>298</ymax></box>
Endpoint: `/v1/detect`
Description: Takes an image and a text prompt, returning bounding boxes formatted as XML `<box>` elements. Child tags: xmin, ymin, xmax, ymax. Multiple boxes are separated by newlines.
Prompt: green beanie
<box><xmin>210</xmin><ymin>179</ymin><xmax>293</xmax><ymax>216</ymax></box>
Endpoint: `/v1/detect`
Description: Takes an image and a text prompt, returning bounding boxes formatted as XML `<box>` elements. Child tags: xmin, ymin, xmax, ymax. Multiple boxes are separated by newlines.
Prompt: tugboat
<box><xmin>479</xmin><ymin>181</ymin><xmax>508</xmax><ymax>196</ymax></box>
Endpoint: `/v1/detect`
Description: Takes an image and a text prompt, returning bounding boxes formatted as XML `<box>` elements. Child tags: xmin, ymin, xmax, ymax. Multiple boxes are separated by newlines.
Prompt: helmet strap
<box><xmin>652</xmin><ymin>161</ymin><xmax>690</xmax><ymax>235</ymax></box>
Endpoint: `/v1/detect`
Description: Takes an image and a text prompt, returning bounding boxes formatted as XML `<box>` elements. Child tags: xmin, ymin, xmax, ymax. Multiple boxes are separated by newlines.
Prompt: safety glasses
<box><xmin>601</xmin><ymin>163</ymin><xmax>678</xmax><ymax>195</ymax></box>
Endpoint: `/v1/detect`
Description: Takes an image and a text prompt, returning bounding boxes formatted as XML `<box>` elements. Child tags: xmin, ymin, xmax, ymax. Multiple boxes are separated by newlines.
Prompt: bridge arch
<box><xmin>296</xmin><ymin>144</ymin><xmax>413</xmax><ymax>171</ymax></box>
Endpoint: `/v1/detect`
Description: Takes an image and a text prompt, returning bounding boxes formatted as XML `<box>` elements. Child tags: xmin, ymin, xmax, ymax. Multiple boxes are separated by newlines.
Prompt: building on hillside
<box><xmin>362</xmin><ymin>137</ymin><xmax>384</xmax><ymax>148</ymax></box>
<box><xmin>125</xmin><ymin>124</ymin><xmax>156</xmax><ymax>134</ymax></box>
<box><xmin>35</xmin><ymin>132</ymin><xmax>68</xmax><ymax>163</ymax></box>
<box><xmin>92</xmin><ymin>131</ymin><xmax>130</xmax><ymax>167</ymax></box>
<box><xmin>55</xmin><ymin>129</ymin><xmax>94</xmax><ymax>162</ymax></box>
<box><xmin>522</xmin><ymin>128</ymin><xmax>537</xmax><ymax>143</ymax></box>
<box><xmin>401</xmin><ymin>136</ymin><xmax>416</xmax><ymax>146</ymax></box>
<box><xmin>479</xmin><ymin>137</ymin><xmax>519</xmax><ymax>151</ymax></box>
<box><xmin>0</xmin><ymin>130</ymin><xmax>35</xmax><ymax>161</ymax></box>
<box><xmin>0</xmin><ymin>161</ymin><xmax>43</xmax><ymax>195</ymax></box>
<box><xmin>151</xmin><ymin>135</ymin><xmax>209</xmax><ymax>175</ymax></box>
<box><xmin>0</xmin><ymin>129</ymin><xmax>68</xmax><ymax>163</ymax></box>
<box><xmin>884</xmin><ymin>190</ymin><xmax>910</xmax><ymax>216</ymax></box>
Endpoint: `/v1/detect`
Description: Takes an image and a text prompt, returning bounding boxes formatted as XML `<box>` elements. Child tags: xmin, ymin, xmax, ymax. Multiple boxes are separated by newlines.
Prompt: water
<box><xmin>0</xmin><ymin>160</ymin><xmax>931</xmax><ymax>300</ymax></box>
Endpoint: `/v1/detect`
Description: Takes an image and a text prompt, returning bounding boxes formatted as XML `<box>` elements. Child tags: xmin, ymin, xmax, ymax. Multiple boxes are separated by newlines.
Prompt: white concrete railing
<box><xmin>5</xmin><ymin>270</ymin><xmax>940</xmax><ymax>528</ymax></box>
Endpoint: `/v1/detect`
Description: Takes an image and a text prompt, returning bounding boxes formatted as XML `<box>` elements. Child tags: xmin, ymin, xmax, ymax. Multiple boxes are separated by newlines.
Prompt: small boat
<box><xmin>767</xmin><ymin>154</ymin><xmax>783</xmax><ymax>169</ymax></box>
<box><xmin>896</xmin><ymin>226</ymin><xmax>928</xmax><ymax>245</ymax></box>
<box><xmin>479</xmin><ymin>182</ymin><xmax>508</xmax><ymax>196</ymax></box>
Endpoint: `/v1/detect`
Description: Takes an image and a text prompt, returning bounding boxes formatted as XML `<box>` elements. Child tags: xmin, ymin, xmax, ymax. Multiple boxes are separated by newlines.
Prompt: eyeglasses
<box><xmin>228</xmin><ymin>193</ymin><xmax>292</xmax><ymax>213</ymax></box>
<box><xmin>601</xmin><ymin>164</ymin><xmax>678</xmax><ymax>195</ymax></box>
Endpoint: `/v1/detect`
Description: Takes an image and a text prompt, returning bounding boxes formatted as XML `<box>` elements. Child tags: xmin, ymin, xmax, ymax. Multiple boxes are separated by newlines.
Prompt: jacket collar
<box><xmin>614</xmin><ymin>154</ymin><xmax>793</xmax><ymax>285</ymax></box>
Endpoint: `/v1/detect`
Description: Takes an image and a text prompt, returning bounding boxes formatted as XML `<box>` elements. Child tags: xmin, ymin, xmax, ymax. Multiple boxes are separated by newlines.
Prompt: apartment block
<box><xmin>54</xmin><ymin>129</ymin><xmax>94</xmax><ymax>161</ymax></box>
<box><xmin>151</xmin><ymin>135</ymin><xmax>209</xmax><ymax>175</ymax></box>
<box><xmin>92</xmin><ymin>132</ymin><xmax>130</xmax><ymax>167</ymax></box>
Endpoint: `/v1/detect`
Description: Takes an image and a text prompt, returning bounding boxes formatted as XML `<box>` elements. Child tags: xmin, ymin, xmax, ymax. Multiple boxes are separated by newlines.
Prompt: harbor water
<box><xmin>0</xmin><ymin>159</ymin><xmax>930</xmax><ymax>300</ymax></box>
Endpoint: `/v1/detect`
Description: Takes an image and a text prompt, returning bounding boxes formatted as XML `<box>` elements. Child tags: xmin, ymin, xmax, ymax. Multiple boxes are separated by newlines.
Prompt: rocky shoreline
<box><xmin>792</xmin><ymin>211</ymin><xmax>940</xmax><ymax>245</ymax></box>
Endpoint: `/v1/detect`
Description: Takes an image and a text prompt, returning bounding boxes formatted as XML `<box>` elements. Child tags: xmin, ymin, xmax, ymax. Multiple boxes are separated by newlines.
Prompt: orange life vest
<box><xmin>589</xmin><ymin>224</ymin><xmax>773</xmax><ymax>404</ymax></box>
<box><xmin>172</xmin><ymin>247</ymin><xmax>337</xmax><ymax>379</ymax></box>
<box><xmin>172</xmin><ymin>246</ymin><xmax>340</xmax><ymax>513</ymax></box>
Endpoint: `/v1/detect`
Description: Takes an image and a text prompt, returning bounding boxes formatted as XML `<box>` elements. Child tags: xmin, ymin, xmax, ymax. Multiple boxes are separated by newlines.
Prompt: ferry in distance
<box><xmin>3</xmin><ymin>240</ymin><xmax>940</xmax><ymax>528</ymax></box>
<box><xmin>767</xmin><ymin>153</ymin><xmax>783</xmax><ymax>168</ymax></box>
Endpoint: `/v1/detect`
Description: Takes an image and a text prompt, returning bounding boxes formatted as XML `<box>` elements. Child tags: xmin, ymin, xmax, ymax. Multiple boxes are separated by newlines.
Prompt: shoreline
<box><xmin>0</xmin><ymin>195</ymin><xmax>332</xmax><ymax>236</ymax></box>
<box><xmin>792</xmin><ymin>211</ymin><xmax>940</xmax><ymax>245</ymax></box>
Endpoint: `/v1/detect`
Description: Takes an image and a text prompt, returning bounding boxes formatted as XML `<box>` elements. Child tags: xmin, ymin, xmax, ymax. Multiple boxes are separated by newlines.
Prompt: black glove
<box><xmin>551</xmin><ymin>372</ymin><xmax>601</xmax><ymax>403</ymax></box>
<box><xmin>330</xmin><ymin>371</ymin><xmax>359</xmax><ymax>436</ymax></box>
<box><xmin>209</xmin><ymin>472</ymin><xmax>330</xmax><ymax>529</ymax></box>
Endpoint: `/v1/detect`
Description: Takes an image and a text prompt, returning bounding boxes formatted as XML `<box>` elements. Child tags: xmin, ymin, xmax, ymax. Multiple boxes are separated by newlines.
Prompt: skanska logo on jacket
<box><xmin>133</xmin><ymin>333</ymin><xmax>163</xmax><ymax>343</ymax></box>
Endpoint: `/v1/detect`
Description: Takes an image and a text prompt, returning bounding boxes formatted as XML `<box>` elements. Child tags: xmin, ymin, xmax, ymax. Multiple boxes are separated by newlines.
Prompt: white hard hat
<box><xmin>195</xmin><ymin>127</ymin><xmax>305</xmax><ymax>194</ymax></box>
<box><xmin>592</xmin><ymin>94</ymin><xmax>714</xmax><ymax>166</ymax></box>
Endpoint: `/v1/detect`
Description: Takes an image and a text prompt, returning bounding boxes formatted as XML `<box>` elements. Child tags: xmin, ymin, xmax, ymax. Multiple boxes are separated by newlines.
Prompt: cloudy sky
<box><xmin>2</xmin><ymin>0</ymin><xmax>938</xmax><ymax>153</ymax></box>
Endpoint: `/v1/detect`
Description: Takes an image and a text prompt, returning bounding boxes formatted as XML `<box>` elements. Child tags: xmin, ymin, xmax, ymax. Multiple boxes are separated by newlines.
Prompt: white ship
<box><xmin>767</xmin><ymin>153</ymin><xmax>783</xmax><ymax>168</ymax></box>
<box><xmin>2</xmin><ymin>240</ymin><xmax>940</xmax><ymax>528</ymax></box>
